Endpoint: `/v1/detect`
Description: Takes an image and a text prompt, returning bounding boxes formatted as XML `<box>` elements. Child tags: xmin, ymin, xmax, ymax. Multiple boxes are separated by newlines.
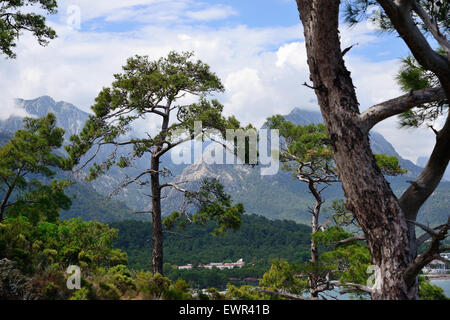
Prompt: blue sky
<box><xmin>0</xmin><ymin>0</ymin><xmax>441</xmax><ymax>162</ymax></box>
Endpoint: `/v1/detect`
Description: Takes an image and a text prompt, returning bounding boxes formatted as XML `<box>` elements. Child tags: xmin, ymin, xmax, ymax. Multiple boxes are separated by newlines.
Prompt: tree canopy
<box><xmin>0</xmin><ymin>0</ymin><xmax>57</xmax><ymax>58</ymax></box>
<box><xmin>0</xmin><ymin>114</ymin><xmax>72</xmax><ymax>223</ymax></box>
<box><xmin>67</xmin><ymin>51</ymin><xmax>245</xmax><ymax>275</ymax></box>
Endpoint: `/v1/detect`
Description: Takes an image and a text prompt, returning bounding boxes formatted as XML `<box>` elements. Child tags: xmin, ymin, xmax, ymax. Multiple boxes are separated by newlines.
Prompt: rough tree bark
<box><xmin>308</xmin><ymin>181</ymin><xmax>322</xmax><ymax>298</ymax></box>
<box><xmin>296</xmin><ymin>0</ymin><xmax>415</xmax><ymax>299</ymax></box>
<box><xmin>151</xmin><ymin>155</ymin><xmax>164</xmax><ymax>275</ymax></box>
<box><xmin>151</xmin><ymin>105</ymin><xmax>171</xmax><ymax>275</ymax></box>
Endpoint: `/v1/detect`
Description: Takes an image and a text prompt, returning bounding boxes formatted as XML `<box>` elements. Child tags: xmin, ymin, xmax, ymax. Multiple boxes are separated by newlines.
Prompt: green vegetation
<box><xmin>61</xmin><ymin>182</ymin><xmax>150</xmax><ymax>223</ymax></box>
<box><xmin>0</xmin><ymin>216</ymin><xmax>194</xmax><ymax>300</ymax></box>
<box><xmin>0</xmin><ymin>0</ymin><xmax>58</xmax><ymax>58</ymax></box>
<box><xmin>0</xmin><ymin>114</ymin><xmax>72</xmax><ymax>223</ymax></box>
<box><xmin>111</xmin><ymin>214</ymin><xmax>311</xmax><ymax>288</ymax></box>
<box><xmin>418</xmin><ymin>276</ymin><xmax>449</xmax><ymax>300</ymax></box>
<box><xmin>66</xmin><ymin>51</ymin><xmax>246</xmax><ymax>274</ymax></box>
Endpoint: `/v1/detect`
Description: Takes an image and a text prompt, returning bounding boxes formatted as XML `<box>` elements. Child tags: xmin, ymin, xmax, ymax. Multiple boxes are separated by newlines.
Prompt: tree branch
<box><xmin>334</xmin><ymin>235</ymin><xmax>366</xmax><ymax>248</ymax></box>
<box><xmin>416</xmin><ymin>221</ymin><xmax>450</xmax><ymax>246</ymax></box>
<box><xmin>359</xmin><ymin>87</ymin><xmax>446</xmax><ymax>133</ymax></box>
<box><xmin>376</xmin><ymin>0</ymin><xmax>450</xmax><ymax>78</ymax></box>
<box><xmin>411</xmin><ymin>0</ymin><xmax>450</xmax><ymax>59</ymax></box>
<box><xmin>328</xmin><ymin>281</ymin><xmax>373</xmax><ymax>294</ymax></box>
<box><xmin>404</xmin><ymin>217</ymin><xmax>450</xmax><ymax>286</ymax></box>
<box><xmin>108</xmin><ymin>169</ymin><xmax>159</xmax><ymax>198</ymax></box>
<box><xmin>400</xmin><ymin>113</ymin><xmax>450</xmax><ymax>221</ymax></box>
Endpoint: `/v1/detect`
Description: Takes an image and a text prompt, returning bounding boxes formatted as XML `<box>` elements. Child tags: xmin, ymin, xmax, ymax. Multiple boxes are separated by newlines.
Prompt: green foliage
<box><xmin>7</xmin><ymin>179</ymin><xmax>72</xmax><ymax>224</ymax></box>
<box><xmin>113</xmin><ymin>214</ymin><xmax>311</xmax><ymax>267</ymax></box>
<box><xmin>66</xmin><ymin>51</ymin><xmax>238</xmax><ymax>173</ymax></box>
<box><xmin>343</xmin><ymin>1</ymin><xmax>449</xmax><ymax>35</ymax></box>
<box><xmin>0</xmin><ymin>114</ymin><xmax>72</xmax><ymax>222</ymax></box>
<box><xmin>134</xmin><ymin>271</ymin><xmax>192</xmax><ymax>300</ymax></box>
<box><xmin>259</xmin><ymin>227</ymin><xmax>371</xmax><ymax>299</ymax></box>
<box><xmin>0</xmin><ymin>215</ymin><xmax>143</xmax><ymax>299</ymax></box>
<box><xmin>418</xmin><ymin>276</ymin><xmax>449</xmax><ymax>300</ymax></box>
<box><xmin>374</xmin><ymin>154</ymin><xmax>408</xmax><ymax>176</ymax></box>
<box><xmin>343</xmin><ymin>1</ymin><xmax>449</xmax><ymax>128</ymax></box>
<box><xmin>225</xmin><ymin>284</ymin><xmax>274</xmax><ymax>300</ymax></box>
<box><xmin>164</xmin><ymin>178</ymin><xmax>244</xmax><ymax>236</ymax></box>
<box><xmin>396</xmin><ymin>51</ymin><xmax>448</xmax><ymax>128</ymax></box>
<box><xmin>0</xmin><ymin>217</ymin><xmax>127</xmax><ymax>274</ymax></box>
<box><xmin>267</xmin><ymin>115</ymin><xmax>334</xmax><ymax>174</ymax></box>
<box><xmin>112</xmin><ymin>214</ymin><xmax>311</xmax><ymax>288</ymax></box>
<box><xmin>329</xmin><ymin>199</ymin><xmax>357</xmax><ymax>227</ymax></box>
<box><xmin>65</xmin><ymin>52</ymin><xmax>246</xmax><ymax>273</ymax></box>
<box><xmin>0</xmin><ymin>0</ymin><xmax>58</xmax><ymax>58</ymax></box>
<box><xmin>260</xmin><ymin>260</ymin><xmax>307</xmax><ymax>295</ymax></box>
<box><xmin>267</xmin><ymin>115</ymin><xmax>406</xmax><ymax>179</ymax></box>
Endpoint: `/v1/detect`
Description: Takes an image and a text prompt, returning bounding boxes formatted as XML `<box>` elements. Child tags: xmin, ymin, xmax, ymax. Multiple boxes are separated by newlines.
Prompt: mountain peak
<box><xmin>6</xmin><ymin>96</ymin><xmax>90</xmax><ymax>138</ymax></box>
<box><xmin>36</xmin><ymin>95</ymin><xmax>56</xmax><ymax>104</ymax></box>
<box><xmin>284</xmin><ymin>108</ymin><xmax>323</xmax><ymax>125</ymax></box>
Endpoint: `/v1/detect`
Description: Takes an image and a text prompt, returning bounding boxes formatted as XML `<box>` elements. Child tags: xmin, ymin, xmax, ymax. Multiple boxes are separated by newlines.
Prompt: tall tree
<box><xmin>295</xmin><ymin>0</ymin><xmax>449</xmax><ymax>299</ymax></box>
<box><xmin>267</xmin><ymin>116</ymin><xmax>406</xmax><ymax>298</ymax></box>
<box><xmin>0</xmin><ymin>113</ymin><xmax>71</xmax><ymax>223</ymax></box>
<box><xmin>0</xmin><ymin>0</ymin><xmax>57</xmax><ymax>58</ymax></box>
<box><xmin>67</xmin><ymin>51</ymin><xmax>245</xmax><ymax>275</ymax></box>
<box><xmin>267</xmin><ymin>116</ymin><xmax>338</xmax><ymax>297</ymax></box>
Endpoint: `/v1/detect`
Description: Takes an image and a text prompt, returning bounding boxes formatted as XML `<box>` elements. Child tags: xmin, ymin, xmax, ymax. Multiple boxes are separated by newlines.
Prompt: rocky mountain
<box><xmin>0</xmin><ymin>96</ymin><xmax>90</xmax><ymax>140</ymax></box>
<box><xmin>0</xmin><ymin>97</ymin><xmax>447</xmax><ymax>226</ymax></box>
<box><xmin>163</xmin><ymin>108</ymin><xmax>449</xmax><ymax>225</ymax></box>
<box><xmin>0</xmin><ymin>97</ymin><xmax>144</xmax><ymax>223</ymax></box>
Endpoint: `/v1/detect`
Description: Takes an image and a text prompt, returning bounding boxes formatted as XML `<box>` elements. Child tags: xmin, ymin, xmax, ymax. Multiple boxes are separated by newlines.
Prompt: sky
<box><xmin>0</xmin><ymin>0</ymin><xmax>443</xmax><ymax>163</ymax></box>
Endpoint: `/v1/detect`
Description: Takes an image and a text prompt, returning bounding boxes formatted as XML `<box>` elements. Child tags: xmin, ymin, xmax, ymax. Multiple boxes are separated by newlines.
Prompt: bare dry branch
<box><xmin>404</xmin><ymin>217</ymin><xmax>450</xmax><ymax>286</ymax></box>
<box><xmin>328</xmin><ymin>281</ymin><xmax>373</xmax><ymax>294</ymax></box>
<box><xmin>334</xmin><ymin>235</ymin><xmax>366</xmax><ymax>248</ymax></box>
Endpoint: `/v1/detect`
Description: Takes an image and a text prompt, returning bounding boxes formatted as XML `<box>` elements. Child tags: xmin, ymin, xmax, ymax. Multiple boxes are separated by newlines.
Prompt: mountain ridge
<box><xmin>0</xmin><ymin>97</ymin><xmax>448</xmax><ymax>226</ymax></box>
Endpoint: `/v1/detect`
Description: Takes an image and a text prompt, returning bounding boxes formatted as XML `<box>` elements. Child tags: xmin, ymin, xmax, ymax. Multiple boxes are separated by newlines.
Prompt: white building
<box><xmin>440</xmin><ymin>253</ymin><xmax>450</xmax><ymax>261</ymax></box>
<box><xmin>178</xmin><ymin>264</ymin><xmax>193</xmax><ymax>270</ymax></box>
<box><xmin>200</xmin><ymin>259</ymin><xmax>245</xmax><ymax>270</ymax></box>
<box><xmin>423</xmin><ymin>254</ymin><xmax>449</xmax><ymax>274</ymax></box>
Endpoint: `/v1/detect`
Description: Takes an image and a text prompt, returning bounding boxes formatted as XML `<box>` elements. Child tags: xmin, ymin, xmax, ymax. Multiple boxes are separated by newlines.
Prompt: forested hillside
<box><xmin>111</xmin><ymin>214</ymin><xmax>311</xmax><ymax>269</ymax></box>
<box><xmin>110</xmin><ymin>214</ymin><xmax>311</xmax><ymax>289</ymax></box>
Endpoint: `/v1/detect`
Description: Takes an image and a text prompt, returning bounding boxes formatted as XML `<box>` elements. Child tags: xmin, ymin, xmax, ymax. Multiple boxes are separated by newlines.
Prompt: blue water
<box><xmin>431</xmin><ymin>280</ymin><xmax>450</xmax><ymax>298</ymax></box>
<box><xmin>304</xmin><ymin>280</ymin><xmax>450</xmax><ymax>299</ymax></box>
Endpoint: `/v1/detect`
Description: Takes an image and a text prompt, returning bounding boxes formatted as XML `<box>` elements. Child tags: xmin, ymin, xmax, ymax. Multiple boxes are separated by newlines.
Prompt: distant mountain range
<box><xmin>0</xmin><ymin>96</ymin><xmax>448</xmax><ymax>226</ymax></box>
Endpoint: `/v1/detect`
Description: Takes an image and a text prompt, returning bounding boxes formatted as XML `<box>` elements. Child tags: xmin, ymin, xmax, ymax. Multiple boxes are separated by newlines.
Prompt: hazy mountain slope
<box><xmin>0</xmin><ymin>97</ymin><xmax>141</xmax><ymax>223</ymax></box>
<box><xmin>1</xmin><ymin>97</ymin><xmax>447</xmax><ymax>226</ymax></box>
<box><xmin>164</xmin><ymin>108</ymin><xmax>448</xmax><ymax>226</ymax></box>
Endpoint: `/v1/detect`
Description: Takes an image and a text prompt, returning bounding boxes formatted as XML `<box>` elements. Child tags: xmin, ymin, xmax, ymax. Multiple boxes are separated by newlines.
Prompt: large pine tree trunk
<box><xmin>151</xmin><ymin>155</ymin><xmax>164</xmax><ymax>275</ymax></box>
<box><xmin>296</xmin><ymin>0</ymin><xmax>415</xmax><ymax>299</ymax></box>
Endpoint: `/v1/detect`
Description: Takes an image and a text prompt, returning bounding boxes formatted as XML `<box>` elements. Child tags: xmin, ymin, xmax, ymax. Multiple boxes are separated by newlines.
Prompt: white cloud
<box><xmin>58</xmin><ymin>0</ymin><xmax>175</xmax><ymax>22</ymax></box>
<box><xmin>185</xmin><ymin>5</ymin><xmax>238</xmax><ymax>21</ymax></box>
<box><xmin>275</xmin><ymin>42</ymin><xmax>308</xmax><ymax>70</ymax></box>
<box><xmin>0</xmin><ymin>3</ymin><xmax>440</xmax><ymax>162</ymax></box>
<box><xmin>56</xmin><ymin>1</ymin><xmax>237</xmax><ymax>27</ymax></box>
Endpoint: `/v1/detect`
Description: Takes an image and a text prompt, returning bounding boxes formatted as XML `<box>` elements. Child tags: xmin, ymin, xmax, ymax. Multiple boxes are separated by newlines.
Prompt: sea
<box><xmin>305</xmin><ymin>279</ymin><xmax>450</xmax><ymax>299</ymax></box>
<box><xmin>431</xmin><ymin>279</ymin><xmax>450</xmax><ymax>297</ymax></box>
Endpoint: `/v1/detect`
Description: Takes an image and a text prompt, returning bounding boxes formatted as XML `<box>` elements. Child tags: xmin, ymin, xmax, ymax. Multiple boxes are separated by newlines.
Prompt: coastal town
<box><xmin>423</xmin><ymin>253</ymin><xmax>450</xmax><ymax>279</ymax></box>
<box><xmin>178</xmin><ymin>259</ymin><xmax>246</xmax><ymax>270</ymax></box>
